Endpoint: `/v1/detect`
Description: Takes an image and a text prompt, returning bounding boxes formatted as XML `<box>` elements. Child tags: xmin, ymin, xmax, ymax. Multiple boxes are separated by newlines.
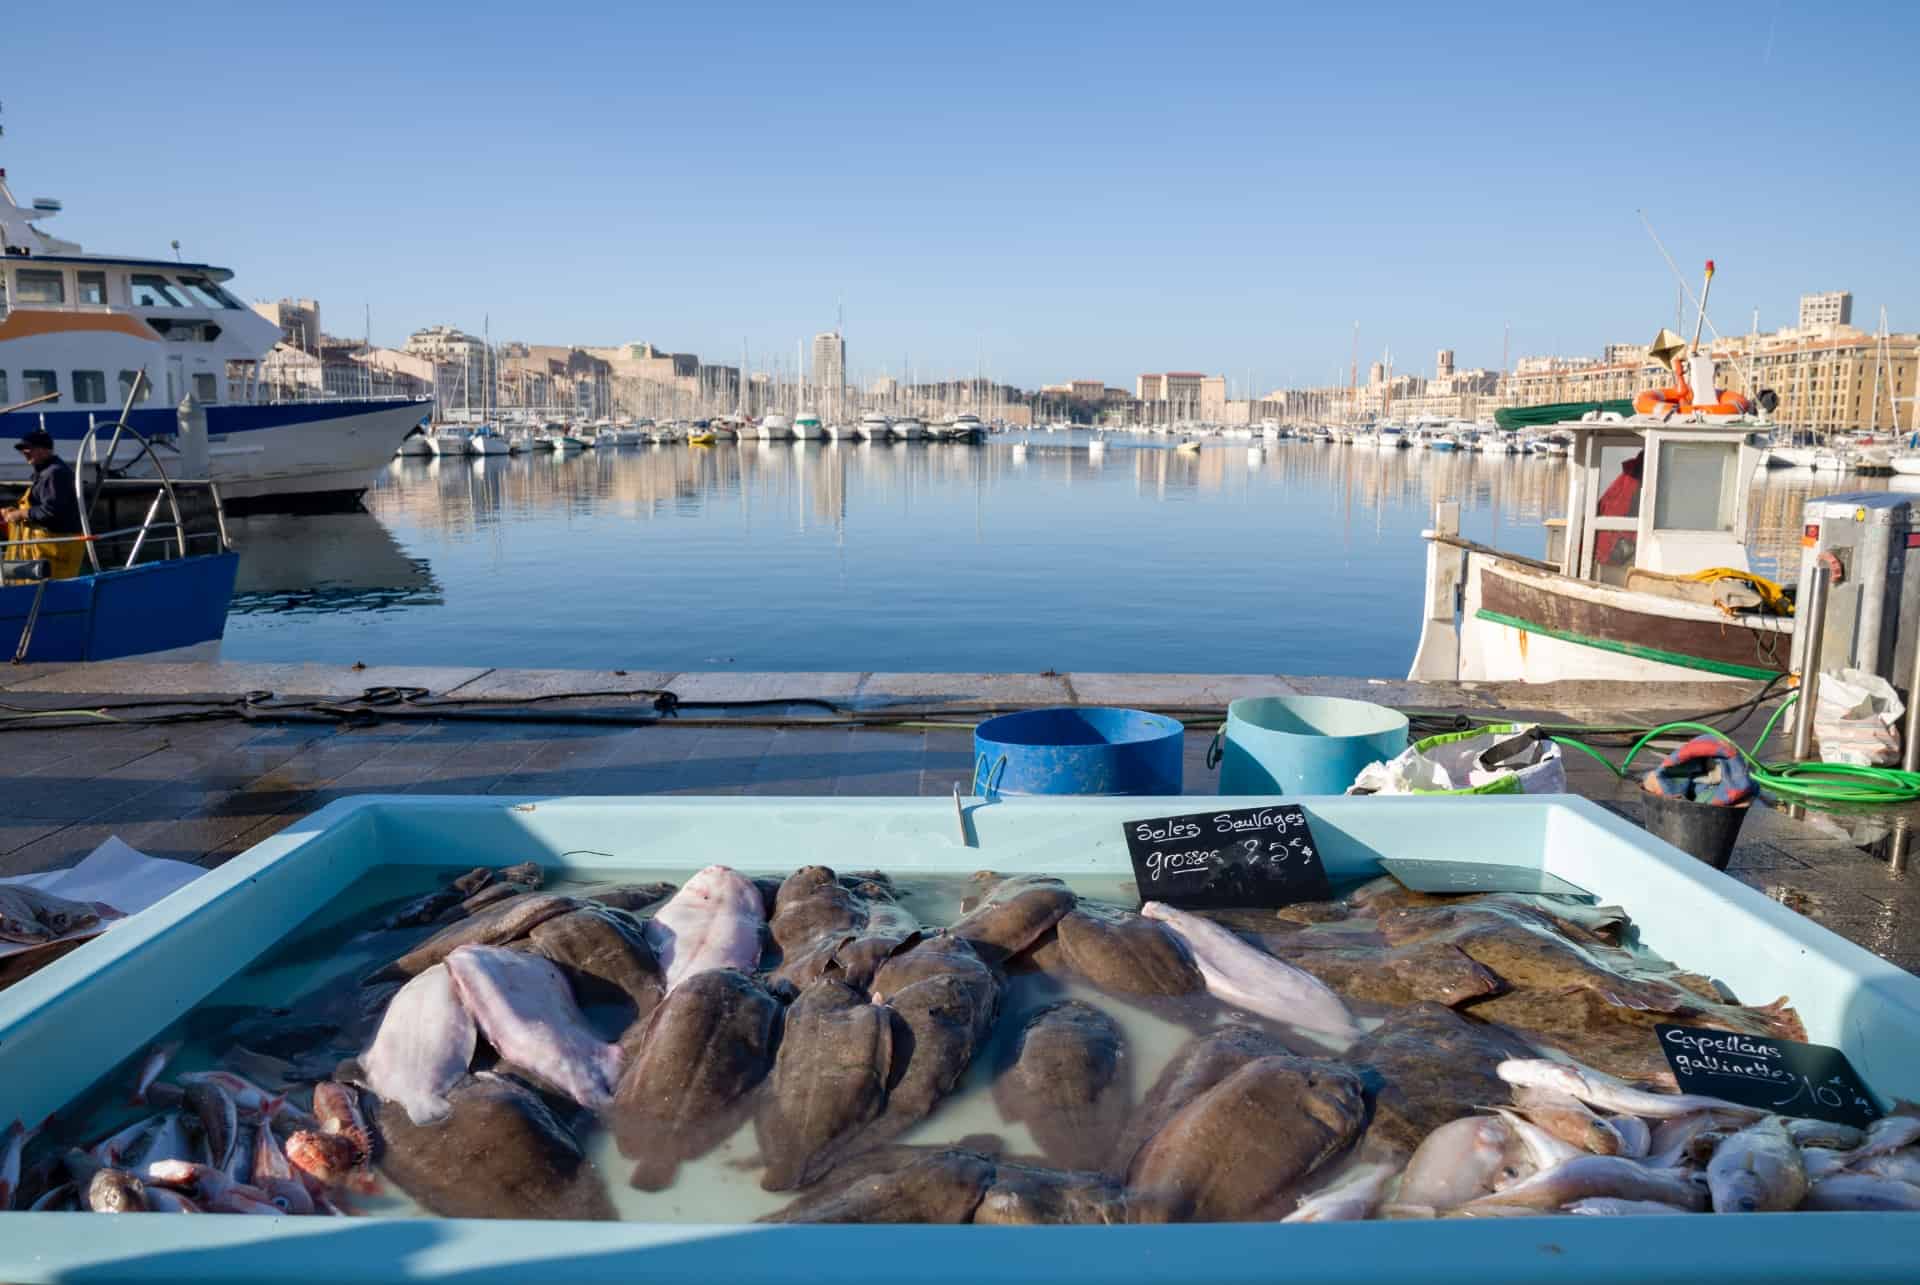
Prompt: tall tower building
<box><xmin>1798</xmin><ymin>291</ymin><xmax>1852</xmax><ymax>330</ymax></box>
<box><xmin>1435</xmin><ymin>349</ymin><xmax>1455</xmax><ymax>378</ymax></box>
<box><xmin>812</xmin><ymin>331</ymin><xmax>846</xmax><ymax>400</ymax></box>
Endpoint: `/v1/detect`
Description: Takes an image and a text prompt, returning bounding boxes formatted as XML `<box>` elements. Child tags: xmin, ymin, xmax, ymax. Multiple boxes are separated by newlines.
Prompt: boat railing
<box><xmin>73</xmin><ymin>415</ymin><xmax>231</xmax><ymax>575</ymax></box>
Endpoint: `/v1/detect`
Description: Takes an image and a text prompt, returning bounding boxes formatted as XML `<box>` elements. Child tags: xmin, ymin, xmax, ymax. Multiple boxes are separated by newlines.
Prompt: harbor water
<box><xmin>220</xmin><ymin>433</ymin><xmax>1878</xmax><ymax>675</ymax></box>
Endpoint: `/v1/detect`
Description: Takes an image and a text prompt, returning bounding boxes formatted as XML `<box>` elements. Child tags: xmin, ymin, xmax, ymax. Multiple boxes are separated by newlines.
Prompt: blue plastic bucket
<box><xmin>972</xmin><ymin>706</ymin><xmax>1184</xmax><ymax>797</ymax></box>
<box><xmin>1217</xmin><ymin>695</ymin><xmax>1408</xmax><ymax>796</ymax></box>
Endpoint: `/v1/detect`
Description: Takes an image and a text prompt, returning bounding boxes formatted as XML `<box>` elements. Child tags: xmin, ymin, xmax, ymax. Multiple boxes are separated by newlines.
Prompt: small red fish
<box><xmin>179</xmin><ymin>1070</ymin><xmax>284</xmax><ymax>1121</ymax></box>
<box><xmin>129</xmin><ymin>1042</ymin><xmax>181</xmax><ymax>1106</ymax></box>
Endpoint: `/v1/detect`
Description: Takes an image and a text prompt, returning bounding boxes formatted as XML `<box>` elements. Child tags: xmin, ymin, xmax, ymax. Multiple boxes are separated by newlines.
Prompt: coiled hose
<box><xmin>1549</xmin><ymin>693</ymin><xmax>1920</xmax><ymax>806</ymax></box>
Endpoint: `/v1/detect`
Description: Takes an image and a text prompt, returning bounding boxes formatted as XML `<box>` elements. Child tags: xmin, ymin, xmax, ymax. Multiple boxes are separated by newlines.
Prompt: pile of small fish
<box><xmin>5</xmin><ymin>859</ymin><xmax>1917</xmax><ymax>1222</ymax></box>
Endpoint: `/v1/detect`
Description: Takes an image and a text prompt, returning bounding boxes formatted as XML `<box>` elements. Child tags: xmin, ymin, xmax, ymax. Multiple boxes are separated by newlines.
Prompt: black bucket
<box><xmin>1640</xmin><ymin>791</ymin><xmax>1750</xmax><ymax>870</ymax></box>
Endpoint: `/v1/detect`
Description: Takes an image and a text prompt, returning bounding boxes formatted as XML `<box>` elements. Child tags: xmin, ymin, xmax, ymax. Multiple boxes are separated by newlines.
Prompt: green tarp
<box><xmin>1493</xmin><ymin>400</ymin><xmax>1635</xmax><ymax>430</ymax></box>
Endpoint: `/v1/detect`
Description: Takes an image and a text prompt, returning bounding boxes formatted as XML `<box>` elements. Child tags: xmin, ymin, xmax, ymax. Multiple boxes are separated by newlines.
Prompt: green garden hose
<box><xmin>1549</xmin><ymin>694</ymin><xmax>1920</xmax><ymax>806</ymax></box>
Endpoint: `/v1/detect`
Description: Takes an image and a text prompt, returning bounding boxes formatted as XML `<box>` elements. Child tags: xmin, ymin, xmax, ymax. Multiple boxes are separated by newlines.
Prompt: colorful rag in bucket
<box><xmin>1641</xmin><ymin>734</ymin><xmax>1755</xmax><ymax>806</ymax></box>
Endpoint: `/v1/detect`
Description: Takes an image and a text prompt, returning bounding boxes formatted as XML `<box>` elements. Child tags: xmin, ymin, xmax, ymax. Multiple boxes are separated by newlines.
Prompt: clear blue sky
<box><xmin>7</xmin><ymin>1</ymin><xmax>1914</xmax><ymax>391</ymax></box>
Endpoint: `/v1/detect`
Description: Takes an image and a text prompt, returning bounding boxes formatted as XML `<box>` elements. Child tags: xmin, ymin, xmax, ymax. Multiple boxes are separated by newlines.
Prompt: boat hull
<box><xmin>1411</xmin><ymin>550</ymin><xmax>1791</xmax><ymax>683</ymax></box>
<box><xmin>0</xmin><ymin>552</ymin><xmax>238</xmax><ymax>663</ymax></box>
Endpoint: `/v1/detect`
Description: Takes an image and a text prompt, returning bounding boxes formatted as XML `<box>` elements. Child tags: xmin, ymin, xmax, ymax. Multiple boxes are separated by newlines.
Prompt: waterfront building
<box><xmin>402</xmin><ymin>324</ymin><xmax>489</xmax><ymax>411</ymax></box>
<box><xmin>252</xmin><ymin>298</ymin><xmax>322</xmax><ymax>354</ymax></box>
<box><xmin>1800</xmin><ymin>290</ymin><xmax>1853</xmax><ymax>329</ymax></box>
<box><xmin>812</xmin><ymin>331</ymin><xmax>846</xmax><ymax>403</ymax></box>
<box><xmin>1136</xmin><ymin>373</ymin><xmax>1164</xmax><ymax>401</ymax></box>
<box><xmin>869</xmin><ymin>375</ymin><xmax>898</xmax><ymax>398</ymax></box>
<box><xmin>1499</xmin><ymin>313</ymin><xmax>1918</xmax><ymax>434</ymax></box>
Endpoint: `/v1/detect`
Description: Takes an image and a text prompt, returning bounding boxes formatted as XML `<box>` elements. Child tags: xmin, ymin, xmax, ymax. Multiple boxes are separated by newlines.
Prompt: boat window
<box><xmin>1594</xmin><ymin>443</ymin><xmax>1643</xmax><ymax>519</ymax></box>
<box><xmin>192</xmin><ymin>373</ymin><xmax>218</xmax><ymax>403</ymax></box>
<box><xmin>22</xmin><ymin>370</ymin><xmax>58</xmax><ymax>399</ymax></box>
<box><xmin>14</xmin><ymin>269</ymin><xmax>65</xmax><ymax>305</ymax></box>
<box><xmin>175</xmin><ymin>276</ymin><xmax>239</xmax><ymax>309</ymax></box>
<box><xmin>72</xmin><ymin>370</ymin><xmax>107</xmax><ymax>403</ymax></box>
<box><xmin>175</xmin><ymin>277</ymin><xmax>226</xmax><ymax>309</ymax></box>
<box><xmin>0</xmin><ymin>372</ymin><xmax>7</xmax><ymax>402</ymax></box>
<box><xmin>130</xmin><ymin>275</ymin><xmax>187</xmax><ymax>308</ymax></box>
<box><xmin>118</xmin><ymin>371</ymin><xmax>149</xmax><ymax>404</ymax></box>
<box><xmin>75</xmin><ymin>271</ymin><xmax>109</xmax><ymax>307</ymax></box>
<box><xmin>1654</xmin><ymin>441</ymin><xmax>1738</xmax><ymax>531</ymax></box>
<box><xmin>0</xmin><ymin>276</ymin><xmax>7</xmax><ymax>320</ymax></box>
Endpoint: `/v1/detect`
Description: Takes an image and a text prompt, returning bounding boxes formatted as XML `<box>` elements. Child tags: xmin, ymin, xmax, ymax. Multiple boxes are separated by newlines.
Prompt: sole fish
<box><xmin>642</xmin><ymin>865</ymin><xmax>766</xmax><ymax>992</ymax></box>
<box><xmin>757</xmin><ymin>977</ymin><xmax>894</xmax><ymax>1190</ymax></box>
<box><xmin>1141</xmin><ymin>901</ymin><xmax>1359</xmax><ymax>1045</ymax></box>
<box><xmin>993</xmin><ymin>1000</ymin><xmax>1128</xmax><ymax>1173</ymax></box>
<box><xmin>359</xmin><ymin>962</ymin><xmax>479</xmax><ymax>1126</ymax></box>
<box><xmin>445</xmin><ymin>945</ymin><xmax>624</xmax><ymax>1111</ymax></box>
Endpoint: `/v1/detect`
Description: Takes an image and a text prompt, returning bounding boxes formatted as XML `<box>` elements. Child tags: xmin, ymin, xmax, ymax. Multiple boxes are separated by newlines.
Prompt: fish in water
<box><xmin>1109</xmin><ymin>1024</ymin><xmax>1294</xmax><ymax>1177</ymax></box>
<box><xmin>974</xmin><ymin>1164</ymin><xmax>1133</xmax><ymax>1225</ymax></box>
<box><xmin>379</xmin><ymin>893</ymin><xmax>579</xmax><ymax>980</ymax></box>
<box><xmin>1800</xmin><ymin>1172</ymin><xmax>1920</xmax><ymax>1211</ymax></box>
<box><xmin>950</xmin><ymin>874</ymin><xmax>1076</xmax><ymax>965</ymax></box>
<box><xmin>1564</xmin><ymin>1197</ymin><xmax>1695</xmax><ymax>1215</ymax></box>
<box><xmin>372</xmin><ymin>1072</ymin><xmax>615</xmax><ymax>1221</ymax></box>
<box><xmin>759</xmin><ymin>1146</ymin><xmax>997</xmax><ymax>1225</ymax></box>
<box><xmin>184</xmin><ymin>1078</ymin><xmax>240</xmax><ymax>1173</ymax></box>
<box><xmin>1705</xmin><ymin>1116</ymin><xmax>1807</xmax><ymax>1213</ymax></box>
<box><xmin>521</xmin><ymin>906</ymin><xmax>664</xmax><ymax>1031</ymax></box>
<box><xmin>858</xmin><ymin>953</ymin><xmax>1003</xmax><ymax>1148</ymax></box>
<box><xmin>1140</xmin><ymin>901</ymin><xmax>1359</xmax><ymax>1045</ymax></box>
<box><xmin>1127</xmin><ymin>1055</ymin><xmax>1367</xmax><ymax>1223</ymax></box>
<box><xmin>1282</xmin><ymin>1158</ymin><xmax>1402</xmax><ymax>1223</ymax></box>
<box><xmin>1</xmin><ymin>1117</ymin><xmax>47</xmax><ymax>1210</ymax></box>
<box><xmin>643</xmin><ymin>865</ymin><xmax>766</xmax><ymax>992</ymax></box>
<box><xmin>85</xmin><ymin>1168</ymin><xmax>148</xmax><ymax>1213</ymax></box>
<box><xmin>1348</xmin><ymin>1004</ymin><xmax>1529</xmax><ymax>1155</ymax></box>
<box><xmin>444</xmin><ymin>945</ymin><xmax>625</xmax><ymax>1111</ymax></box>
<box><xmin>756</xmin><ymin>977</ymin><xmax>895</xmax><ymax>1191</ymax></box>
<box><xmin>1050</xmin><ymin>904</ymin><xmax>1202</xmax><ymax>997</ymax></box>
<box><xmin>1394</xmin><ymin>1116</ymin><xmax>1519</xmax><ymax>1211</ymax></box>
<box><xmin>251</xmin><ymin>1124</ymin><xmax>314</xmax><ymax>1215</ymax></box>
<box><xmin>1496</xmin><ymin>1059</ymin><xmax>1763</xmax><ymax>1121</ymax></box>
<box><xmin>177</xmin><ymin>1071</ymin><xmax>283</xmax><ymax>1121</ymax></box>
<box><xmin>128</xmin><ymin>1042</ymin><xmax>180</xmax><ymax>1106</ymax></box>
<box><xmin>993</xmin><ymin>1001</ymin><xmax>1129</xmax><ymax>1173</ymax></box>
<box><xmin>612</xmin><ymin>968</ymin><xmax>781</xmax><ymax>1191</ymax></box>
<box><xmin>357</xmin><ymin>962</ymin><xmax>479</xmax><ymax>1126</ymax></box>
<box><xmin>1458</xmin><ymin>1155</ymin><xmax>1709</xmax><ymax>1213</ymax></box>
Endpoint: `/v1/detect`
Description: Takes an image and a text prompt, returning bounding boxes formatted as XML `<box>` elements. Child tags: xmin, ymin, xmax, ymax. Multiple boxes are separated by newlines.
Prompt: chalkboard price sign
<box><xmin>1121</xmin><ymin>805</ymin><xmax>1332</xmax><ymax>910</ymax></box>
<box><xmin>1655</xmin><ymin>1023</ymin><xmax>1883</xmax><ymax>1129</ymax></box>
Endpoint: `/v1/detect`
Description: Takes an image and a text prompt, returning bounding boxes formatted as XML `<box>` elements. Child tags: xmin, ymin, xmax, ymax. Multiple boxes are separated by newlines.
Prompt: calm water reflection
<box><xmin>220</xmin><ymin>433</ymin><xmax>1897</xmax><ymax>676</ymax></box>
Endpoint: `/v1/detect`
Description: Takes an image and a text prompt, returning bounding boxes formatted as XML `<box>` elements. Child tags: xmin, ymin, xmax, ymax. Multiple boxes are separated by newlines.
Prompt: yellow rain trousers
<box><xmin>5</xmin><ymin>522</ymin><xmax>86</xmax><ymax>581</ymax></box>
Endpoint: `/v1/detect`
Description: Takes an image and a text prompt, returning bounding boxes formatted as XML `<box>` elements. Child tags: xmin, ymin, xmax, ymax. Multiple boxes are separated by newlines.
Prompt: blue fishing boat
<box><xmin>0</xmin><ymin>414</ymin><xmax>237</xmax><ymax>662</ymax></box>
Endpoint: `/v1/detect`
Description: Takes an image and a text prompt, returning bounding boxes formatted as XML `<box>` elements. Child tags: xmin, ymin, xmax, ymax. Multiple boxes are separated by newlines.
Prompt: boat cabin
<box><xmin>1543</xmin><ymin>422</ymin><xmax>1765</xmax><ymax>587</ymax></box>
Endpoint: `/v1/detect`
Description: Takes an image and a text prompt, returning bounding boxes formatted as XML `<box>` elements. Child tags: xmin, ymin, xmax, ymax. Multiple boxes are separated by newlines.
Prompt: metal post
<box><xmin>1905</xmin><ymin>610</ymin><xmax>1920</xmax><ymax>772</ymax></box>
<box><xmin>1792</xmin><ymin>563</ymin><xmax>1833</xmax><ymax>762</ymax></box>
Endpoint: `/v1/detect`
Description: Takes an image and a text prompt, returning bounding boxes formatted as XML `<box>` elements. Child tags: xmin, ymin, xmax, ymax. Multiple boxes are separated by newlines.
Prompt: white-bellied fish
<box><xmin>1140</xmin><ymin>901</ymin><xmax>1359</xmax><ymax>1045</ymax></box>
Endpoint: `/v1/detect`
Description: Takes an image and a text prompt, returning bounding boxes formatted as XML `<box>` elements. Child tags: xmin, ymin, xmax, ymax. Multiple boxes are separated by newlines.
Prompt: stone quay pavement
<box><xmin>0</xmin><ymin>662</ymin><xmax>1910</xmax><ymax>973</ymax></box>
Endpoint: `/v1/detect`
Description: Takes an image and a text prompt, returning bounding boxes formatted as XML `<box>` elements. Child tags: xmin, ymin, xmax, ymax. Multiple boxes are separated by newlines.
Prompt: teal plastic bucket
<box><xmin>1217</xmin><ymin>695</ymin><xmax>1408</xmax><ymax>796</ymax></box>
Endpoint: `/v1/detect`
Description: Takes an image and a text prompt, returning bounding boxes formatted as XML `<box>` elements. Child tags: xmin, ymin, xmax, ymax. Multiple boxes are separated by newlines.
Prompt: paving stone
<box><xmin>1067</xmin><ymin>673</ymin><xmax>1294</xmax><ymax>711</ymax></box>
<box><xmin>442</xmin><ymin>669</ymin><xmax>677</xmax><ymax>699</ymax></box>
<box><xmin>856</xmin><ymin>672</ymin><xmax>1072</xmax><ymax>712</ymax></box>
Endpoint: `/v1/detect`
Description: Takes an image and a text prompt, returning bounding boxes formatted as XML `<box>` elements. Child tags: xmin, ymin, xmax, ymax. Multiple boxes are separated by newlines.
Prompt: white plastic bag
<box><xmin>1349</xmin><ymin>724</ymin><xmax>1566</xmax><ymax>796</ymax></box>
<box><xmin>1811</xmin><ymin>667</ymin><xmax>1905</xmax><ymax>767</ymax></box>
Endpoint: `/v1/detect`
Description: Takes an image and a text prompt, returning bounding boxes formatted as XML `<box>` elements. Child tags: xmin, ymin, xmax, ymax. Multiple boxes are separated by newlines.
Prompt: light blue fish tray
<box><xmin>1</xmin><ymin>794</ymin><xmax>1916</xmax><ymax>1282</ymax></box>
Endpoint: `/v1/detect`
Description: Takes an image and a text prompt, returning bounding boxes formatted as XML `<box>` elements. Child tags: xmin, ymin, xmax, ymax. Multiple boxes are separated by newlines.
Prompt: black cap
<box><xmin>12</xmin><ymin>429</ymin><xmax>52</xmax><ymax>453</ymax></box>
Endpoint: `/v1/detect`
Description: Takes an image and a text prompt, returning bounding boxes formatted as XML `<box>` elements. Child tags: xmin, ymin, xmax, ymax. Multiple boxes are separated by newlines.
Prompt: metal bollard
<box><xmin>1791</xmin><ymin>559</ymin><xmax>1834</xmax><ymax>763</ymax></box>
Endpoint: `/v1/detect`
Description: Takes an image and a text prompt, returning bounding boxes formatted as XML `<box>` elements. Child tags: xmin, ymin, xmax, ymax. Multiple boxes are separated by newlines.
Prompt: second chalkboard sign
<box><xmin>1122</xmin><ymin>805</ymin><xmax>1333</xmax><ymax>910</ymax></box>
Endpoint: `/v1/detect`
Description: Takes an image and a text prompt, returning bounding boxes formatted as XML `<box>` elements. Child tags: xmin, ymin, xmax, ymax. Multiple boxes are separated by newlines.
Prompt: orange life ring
<box><xmin>1632</xmin><ymin>387</ymin><xmax>1753</xmax><ymax>417</ymax></box>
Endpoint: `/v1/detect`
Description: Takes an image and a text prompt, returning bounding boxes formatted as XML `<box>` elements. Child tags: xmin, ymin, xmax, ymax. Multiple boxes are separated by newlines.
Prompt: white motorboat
<box><xmin>946</xmin><ymin>412</ymin><xmax>985</xmax><ymax>443</ymax></box>
<box><xmin>395</xmin><ymin>432</ymin><xmax>433</xmax><ymax>458</ymax></box>
<box><xmin>758</xmin><ymin>413</ymin><xmax>793</xmax><ymax>441</ymax></box>
<box><xmin>792</xmin><ymin>412</ymin><xmax>825</xmax><ymax>440</ymax></box>
<box><xmin>855</xmin><ymin>412</ymin><xmax>889</xmax><ymax>441</ymax></box>
<box><xmin>0</xmin><ymin>126</ymin><xmax>427</xmax><ymax>510</ymax></box>
<box><xmin>892</xmin><ymin>416</ymin><xmax>925</xmax><ymax>440</ymax></box>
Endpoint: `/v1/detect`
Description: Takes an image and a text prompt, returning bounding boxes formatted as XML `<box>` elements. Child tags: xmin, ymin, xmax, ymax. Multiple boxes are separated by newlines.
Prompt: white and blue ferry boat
<box><xmin>0</xmin><ymin>146</ymin><xmax>427</xmax><ymax>511</ymax></box>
